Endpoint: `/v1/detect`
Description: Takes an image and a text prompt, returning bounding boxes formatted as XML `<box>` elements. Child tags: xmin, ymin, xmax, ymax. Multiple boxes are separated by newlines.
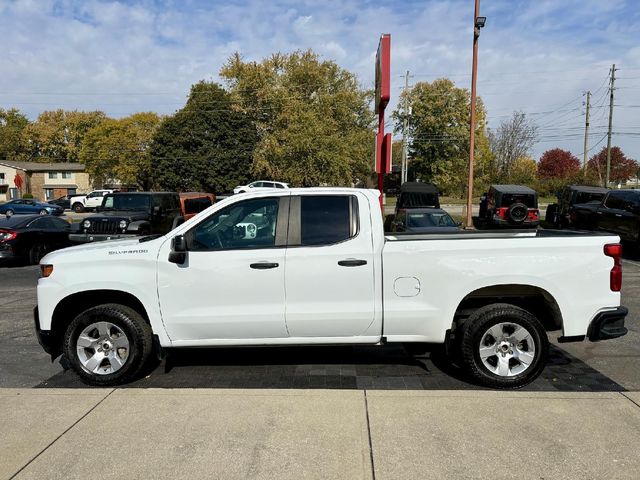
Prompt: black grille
<box><xmin>88</xmin><ymin>218</ymin><xmax>121</xmax><ymax>234</ymax></box>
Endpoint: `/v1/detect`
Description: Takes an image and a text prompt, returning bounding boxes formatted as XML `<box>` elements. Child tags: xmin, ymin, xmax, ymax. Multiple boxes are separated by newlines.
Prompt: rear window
<box><xmin>501</xmin><ymin>194</ymin><xmax>536</xmax><ymax>208</ymax></box>
<box><xmin>300</xmin><ymin>196</ymin><xmax>355</xmax><ymax>246</ymax></box>
<box><xmin>184</xmin><ymin>197</ymin><xmax>213</xmax><ymax>215</ymax></box>
<box><xmin>407</xmin><ymin>212</ymin><xmax>456</xmax><ymax>228</ymax></box>
<box><xmin>575</xmin><ymin>192</ymin><xmax>606</xmax><ymax>204</ymax></box>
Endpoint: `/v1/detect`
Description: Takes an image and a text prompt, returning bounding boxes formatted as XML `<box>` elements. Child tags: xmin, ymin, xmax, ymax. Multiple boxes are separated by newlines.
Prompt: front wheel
<box><xmin>63</xmin><ymin>304</ymin><xmax>153</xmax><ymax>386</ymax></box>
<box><xmin>72</xmin><ymin>202</ymin><xmax>84</xmax><ymax>213</ymax></box>
<box><xmin>39</xmin><ymin>209</ymin><xmax>48</xmax><ymax>215</ymax></box>
<box><xmin>5</xmin><ymin>209</ymin><xmax>14</xmax><ymax>217</ymax></box>
<box><xmin>459</xmin><ymin>303</ymin><xmax>548</xmax><ymax>389</ymax></box>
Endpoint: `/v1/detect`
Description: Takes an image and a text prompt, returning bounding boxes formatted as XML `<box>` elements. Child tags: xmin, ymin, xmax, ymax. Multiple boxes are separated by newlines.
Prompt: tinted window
<box><xmin>407</xmin><ymin>212</ymin><xmax>456</xmax><ymax>228</ymax></box>
<box><xmin>575</xmin><ymin>192</ymin><xmax>606</xmax><ymax>204</ymax></box>
<box><xmin>50</xmin><ymin>217</ymin><xmax>70</xmax><ymax>229</ymax></box>
<box><xmin>300</xmin><ymin>196</ymin><xmax>354</xmax><ymax>246</ymax></box>
<box><xmin>605</xmin><ymin>192</ymin><xmax>626</xmax><ymax>210</ymax></box>
<box><xmin>28</xmin><ymin>217</ymin><xmax>54</xmax><ymax>229</ymax></box>
<box><xmin>187</xmin><ymin>198</ymin><xmax>279</xmax><ymax>251</ymax></box>
<box><xmin>276</xmin><ymin>183</ymin><xmax>286</xmax><ymax>189</ymax></box>
<box><xmin>102</xmin><ymin>194</ymin><xmax>150</xmax><ymax>211</ymax></box>
<box><xmin>184</xmin><ymin>197</ymin><xmax>213</xmax><ymax>215</ymax></box>
<box><xmin>501</xmin><ymin>194</ymin><xmax>536</xmax><ymax>208</ymax></box>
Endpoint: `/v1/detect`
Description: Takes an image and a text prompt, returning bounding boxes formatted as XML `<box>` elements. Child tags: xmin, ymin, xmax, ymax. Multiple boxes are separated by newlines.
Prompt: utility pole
<box><xmin>401</xmin><ymin>70</ymin><xmax>412</xmax><ymax>184</ymax></box>
<box><xmin>465</xmin><ymin>0</ymin><xmax>485</xmax><ymax>228</ymax></box>
<box><xmin>583</xmin><ymin>90</ymin><xmax>591</xmax><ymax>177</ymax></box>
<box><xmin>605</xmin><ymin>64</ymin><xmax>617</xmax><ymax>187</ymax></box>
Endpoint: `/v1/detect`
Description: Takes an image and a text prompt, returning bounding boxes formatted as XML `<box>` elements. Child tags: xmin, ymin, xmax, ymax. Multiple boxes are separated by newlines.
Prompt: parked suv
<box><xmin>179</xmin><ymin>192</ymin><xmax>215</xmax><ymax>220</ymax></box>
<box><xmin>233</xmin><ymin>181</ymin><xmax>289</xmax><ymax>194</ymax></box>
<box><xmin>69</xmin><ymin>192</ymin><xmax>181</xmax><ymax>243</ymax></box>
<box><xmin>480</xmin><ymin>185</ymin><xmax>539</xmax><ymax>227</ymax></box>
<box><xmin>546</xmin><ymin>185</ymin><xmax>609</xmax><ymax>228</ymax></box>
<box><xmin>570</xmin><ymin>189</ymin><xmax>640</xmax><ymax>243</ymax></box>
<box><xmin>70</xmin><ymin>190</ymin><xmax>113</xmax><ymax>213</ymax></box>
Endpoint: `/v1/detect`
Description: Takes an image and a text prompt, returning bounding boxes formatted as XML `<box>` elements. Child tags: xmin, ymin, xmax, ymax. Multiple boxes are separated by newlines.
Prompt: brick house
<box><xmin>0</xmin><ymin>161</ymin><xmax>92</xmax><ymax>202</ymax></box>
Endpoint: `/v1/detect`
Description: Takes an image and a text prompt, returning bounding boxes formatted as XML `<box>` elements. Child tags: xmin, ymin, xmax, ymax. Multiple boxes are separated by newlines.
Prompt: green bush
<box><xmin>22</xmin><ymin>193</ymin><xmax>34</xmax><ymax>199</ymax></box>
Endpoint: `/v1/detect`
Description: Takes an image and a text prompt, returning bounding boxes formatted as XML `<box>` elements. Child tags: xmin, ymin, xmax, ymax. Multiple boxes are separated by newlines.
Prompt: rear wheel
<box><xmin>72</xmin><ymin>202</ymin><xmax>84</xmax><ymax>213</ymax></box>
<box><xmin>39</xmin><ymin>209</ymin><xmax>48</xmax><ymax>215</ymax></box>
<box><xmin>28</xmin><ymin>243</ymin><xmax>48</xmax><ymax>265</ymax></box>
<box><xmin>459</xmin><ymin>303</ymin><xmax>548</xmax><ymax>388</ymax></box>
<box><xmin>5</xmin><ymin>209</ymin><xmax>14</xmax><ymax>217</ymax></box>
<box><xmin>63</xmin><ymin>304</ymin><xmax>153</xmax><ymax>386</ymax></box>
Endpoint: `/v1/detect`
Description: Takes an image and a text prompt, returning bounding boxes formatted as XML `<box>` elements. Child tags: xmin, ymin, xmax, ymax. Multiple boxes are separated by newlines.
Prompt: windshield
<box><xmin>102</xmin><ymin>194</ymin><xmax>150</xmax><ymax>211</ymax></box>
<box><xmin>407</xmin><ymin>212</ymin><xmax>456</xmax><ymax>228</ymax></box>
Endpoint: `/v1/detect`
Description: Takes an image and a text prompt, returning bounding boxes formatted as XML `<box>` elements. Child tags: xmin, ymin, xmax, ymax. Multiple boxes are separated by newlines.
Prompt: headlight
<box><xmin>82</xmin><ymin>220</ymin><xmax>91</xmax><ymax>228</ymax></box>
<box><xmin>119</xmin><ymin>220</ymin><xmax>128</xmax><ymax>229</ymax></box>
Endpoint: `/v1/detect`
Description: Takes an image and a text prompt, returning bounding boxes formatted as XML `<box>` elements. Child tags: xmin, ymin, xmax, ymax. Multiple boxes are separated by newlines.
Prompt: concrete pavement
<box><xmin>2</xmin><ymin>388</ymin><xmax>640</xmax><ymax>480</ymax></box>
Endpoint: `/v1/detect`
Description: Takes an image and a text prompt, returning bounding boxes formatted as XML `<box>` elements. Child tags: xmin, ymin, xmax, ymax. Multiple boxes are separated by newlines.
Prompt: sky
<box><xmin>1</xmin><ymin>0</ymin><xmax>639</xmax><ymax>161</ymax></box>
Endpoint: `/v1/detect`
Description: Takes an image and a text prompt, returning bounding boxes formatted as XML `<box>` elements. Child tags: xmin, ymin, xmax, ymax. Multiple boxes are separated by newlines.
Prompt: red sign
<box><xmin>13</xmin><ymin>174</ymin><xmax>23</xmax><ymax>189</ymax></box>
<box><xmin>375</xmin><ymin>34</ymin><xmax>391</xmax><ymax>115</ymax></box>
<box><xmin>375</xmin><ymin>132</ymin><xmax>393</xmax><ymax>174</ymax></box>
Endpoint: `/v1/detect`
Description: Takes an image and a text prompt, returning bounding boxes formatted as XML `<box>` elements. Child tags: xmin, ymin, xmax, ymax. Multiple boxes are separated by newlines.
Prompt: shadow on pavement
<box><xmin>36</xmin><ymin>343</ymin><xmax>625</xmax><ymax>392</ymax></box>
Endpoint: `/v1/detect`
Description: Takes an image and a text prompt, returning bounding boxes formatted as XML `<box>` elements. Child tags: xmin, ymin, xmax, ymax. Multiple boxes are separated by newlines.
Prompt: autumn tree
<box><xmin>220</xmin><ymin>50</ymin><xmax>374</xmax><ymax>187</ymax></box>
<box><xmin>587</xmin><ymin>146</ymin><xmax>638</xmax><ymax>186</ymax></box>
<box><xmin>0</xmin><ymin>108</ymin><xmax>29</xmax><ymax>161</ymax></box>
<box><xmin>80</xmin><ymin>112</ymin><xmax>161</xmax><ymax>190</ymax></box>
<box><xmin>488</xmin><ymin>111</ymin><xmax>538</xmax><ymax>180</ymax></box>
<box><xmin>24</xmin><ymin>110</ymin><xmax>107</xmax><ymax>162</ymax></box>
<box><xmin>150</xmin><ymin>81</ymin><xmax>257</xmax><ymax>193</ymax></box>
<box><xmin>393</xmin><ymin>78</ymin><xmax>492</xmax><ymax>196</ymax></box>
<box><xmin>509</xmin><ymin>156</ymin><xmax>538</xmax><ymax>185</ymax></box>
<box><xmin>538</xmin><ymin>148</ymin><xmax>581</xmax><ymax>179</ymax></box>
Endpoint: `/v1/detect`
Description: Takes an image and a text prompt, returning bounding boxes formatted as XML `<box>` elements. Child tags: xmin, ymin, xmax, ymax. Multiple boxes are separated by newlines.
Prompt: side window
<box><xmin>299</xmin><ymin>195</ymin><xmax>356</xmax><ymax>246</ymax></box>
<box><xmin>187</xmin><ymin>197</ymin><xmax>279</xmax><ymax>251</ymax></box>
<box><xmin>28</xmin><ymin>217</ymin><xmax>54</xmax><ymax>229</ymax></box>
<box><xmin>276</xmin><ymin>183</ymin><xmax>285</xmax><ymax>189</ymax></box>
<box><xmin>605</xmin><ymin>193</ymin><xmax>625</xmax><ymax>210</ymax></box>
<box><xmin>50</xmin><ymin>217</ymin><xmax>70</xmax><ymax>229</ymax></box>
<box><xmin>252</xmin><ymin>182</ymin><xmax>263</xmax><ymax>188</ymax></box>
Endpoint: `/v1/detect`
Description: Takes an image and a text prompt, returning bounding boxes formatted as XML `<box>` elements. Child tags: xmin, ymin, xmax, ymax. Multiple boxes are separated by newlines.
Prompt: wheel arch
<box><xmin>452</xmin><ymin>284</ymin><xmax>563</xmax><ymax>333</ymax></box>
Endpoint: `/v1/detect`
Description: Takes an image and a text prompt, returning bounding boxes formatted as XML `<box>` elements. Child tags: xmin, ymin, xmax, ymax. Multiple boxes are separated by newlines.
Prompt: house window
<box><xmin>48</xmin><ymin>172</ymin><xmax>58</xmax><ymax>179</ymax></box>
<box><xmin>62</xmin><ymin>172</ymin><xmax>72</xmax><ymax>179</ymax></box>
<box><xmin>44</xmin><ymin>188</ymin><xmax>54</xmax><ymax>200</ymax></box>
<box><xmin>67</xmin><ymin>188</ymin><xmax>76</xmax><ymax>196</ymax></box>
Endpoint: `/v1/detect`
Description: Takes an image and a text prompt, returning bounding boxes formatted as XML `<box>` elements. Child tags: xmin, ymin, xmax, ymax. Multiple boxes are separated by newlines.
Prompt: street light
<box><xmin>465</xmin><ymin>1</ymin><xmax>485</xmax><ymax>229</ymax></box>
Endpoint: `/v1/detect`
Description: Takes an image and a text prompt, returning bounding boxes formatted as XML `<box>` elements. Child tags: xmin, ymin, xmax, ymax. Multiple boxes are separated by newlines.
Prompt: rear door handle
<box><xmin>338</xmin><ymin>259</ymin><xmax>367</xmax><ymax>267</ymax></box>
<box><xmin>250</xmin><ymin>262</ymin><xmax>279</xmax><ymax>270</ymax></box>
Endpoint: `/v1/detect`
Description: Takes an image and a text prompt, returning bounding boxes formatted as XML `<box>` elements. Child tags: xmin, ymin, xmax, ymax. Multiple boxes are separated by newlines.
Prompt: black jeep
<box><xmin>69</xmin><ymin>192</ymin><xmax>181</xmax><ymax>243</ymax></box>
<box><xmin>479</xmin><ymin>185</ymin><xmax>540</xmax><ymax>228</ymax></box>
<box><xmin>545</xmin><ymin>185</ymin><xmax>609</xmax><ymax>228</ymax></box>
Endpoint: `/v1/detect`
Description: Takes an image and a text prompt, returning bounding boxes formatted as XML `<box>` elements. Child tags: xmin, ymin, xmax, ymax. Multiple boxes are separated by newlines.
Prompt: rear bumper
<box><xmin>34</xmin><ymin>306</ymin><xmax>61</xmax><ymax>358</ymax></box>
<box><xmin>490</xmin><ymin>218</ymin><xmax>539</xmax><ymax>227</ymax></box>
<box><xmin>588</xmin><ymin>306</ymin><xmax>628</xmax><ymax>341</ymax></box>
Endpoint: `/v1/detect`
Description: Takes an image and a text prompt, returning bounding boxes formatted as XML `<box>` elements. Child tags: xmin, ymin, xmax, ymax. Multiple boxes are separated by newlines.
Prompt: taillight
<box><xmin>604</xmin><ymin>243</ymin><xmax>623</xmax><ymax>292</ymax></box>
<box><xmin>0</xmin><ymin>230</ymin><xmax>17</xmax><ymax>242</ymax></box>
<box><xmin>528</xmin><ymin>209</ymin><xmax>539</xmax><ymax>220</ymax></box>
<box><xmin>495</xmin><ymin>207</ymin><xmax>507</xmax><ymax>219</ymax></box>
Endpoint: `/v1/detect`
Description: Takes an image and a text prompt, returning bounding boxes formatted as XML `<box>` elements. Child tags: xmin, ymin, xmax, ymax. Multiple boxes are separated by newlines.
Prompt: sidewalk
<box><xmin>2</xmin><ymin>389</ymin><xmax>639</xmax><ymax>480</ymax></box>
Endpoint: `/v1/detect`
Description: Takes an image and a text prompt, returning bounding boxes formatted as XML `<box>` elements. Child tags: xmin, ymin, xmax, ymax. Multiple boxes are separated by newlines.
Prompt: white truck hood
<box><xmin>41</xmin><ymin>236</ymin><xmax>165</xmax><ymax>265</ymax></box>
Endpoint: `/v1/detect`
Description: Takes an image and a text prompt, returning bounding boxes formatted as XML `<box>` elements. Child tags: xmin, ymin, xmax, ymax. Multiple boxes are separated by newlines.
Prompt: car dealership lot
<box><xmin>1</xmin><ymin>252</ymin><xmax>639</xmax><ymax>391</ymax></box>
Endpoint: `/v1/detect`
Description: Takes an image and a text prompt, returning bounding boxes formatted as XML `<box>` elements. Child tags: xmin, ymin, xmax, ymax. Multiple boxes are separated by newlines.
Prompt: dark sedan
<box><xmin>0</xmin><ymin>199</ymin><xmax>64</xmax><ymax>216</ymax></box>
<box><xmin>0</xmin><ymin>215</ymin><xmax>72</xmax><ymax>265</ymax></box>
<box><xmin>47</xmin><ymin>195</ymin><xmax>73</xmax><ymax>210</ymax></box>
<box><xmin>387</xmin><ymin>208</ymin><xmax>461</xmax><ymax>234</ymax></box>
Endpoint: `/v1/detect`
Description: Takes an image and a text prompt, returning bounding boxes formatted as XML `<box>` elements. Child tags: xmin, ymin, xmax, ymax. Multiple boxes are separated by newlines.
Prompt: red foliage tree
<box><xmin>538</xmin><ymin>148</ymin><xmax>581</xmax><ymax>179</ymax></box>
<box><xmin>587</xmin><ymin>146</ymin><xmax>638</xmax><ymax>184</ymax></box>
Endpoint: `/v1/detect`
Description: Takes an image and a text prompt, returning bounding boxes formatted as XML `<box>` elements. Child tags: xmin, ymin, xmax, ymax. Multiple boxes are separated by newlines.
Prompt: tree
<box><xmin>24</xmin><ymin>110</ymin><xmax>107</xmax><ymax>162</ymax></box>
<box><xmin>150</xmin><ymin>81</ymin><xmax>257</xmax><ymax>193</ymax></box>
<box><xmin>0</xmin><ymin>108</ymin><xmax>29</xmax><ymax>161</ymax></box>
<box><xmin>538</xmin><ymin>148</ymin><xmax>581</xmax><ymax>179</ymax></box>
<box><xmin>488</xmin><ymin>111</ymin><xmax>539</xmax><ymax>179</ymax></box>
<box><xmin>509</xmin><ymin>156</ymin><xmax>538</xmax><ymax>185</ymax></box>
<box><xmin>80</xmin><ymin>112</ymin><xmax>161</xmax><ymax>190</ymax></box>
<box><xmin>587</xmin><ymin>146</ymin><xmax>638</xmax><ymax>186</ymax></box>
<box><xmin>220</xmin><ymin>50</ymin><xmax>374</xmax><ymax>187</ymax></box>
<box><xmin>393</xmin><ymin>78</ymin><xmax>492</xmax><ymax>196</ymax></box>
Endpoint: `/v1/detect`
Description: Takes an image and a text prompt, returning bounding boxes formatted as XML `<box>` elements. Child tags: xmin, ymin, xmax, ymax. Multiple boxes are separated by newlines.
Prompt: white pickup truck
<box><xmin>35</xmin><ymin>188</ymin><xmax>628</xmax><ymax>388</ymax></box>
<box><xmin>69</xmin><ymin>189</ymin><xmax>113</xmax><ymax>213</ymax></box>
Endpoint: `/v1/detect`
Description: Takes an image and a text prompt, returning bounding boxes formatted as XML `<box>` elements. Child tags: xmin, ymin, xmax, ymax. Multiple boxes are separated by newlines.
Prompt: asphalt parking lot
<box><xmin>1</xmin><ymin>249</ymin><xmax>638</xmax><ymax>391</ymax></box>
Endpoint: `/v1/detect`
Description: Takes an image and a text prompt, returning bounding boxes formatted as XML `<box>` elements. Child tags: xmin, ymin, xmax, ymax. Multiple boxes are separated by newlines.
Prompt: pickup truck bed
<box><xmin>34</xmin><ymin>188</ymin><xmax>628</xmax><ymax>388</ymax></box>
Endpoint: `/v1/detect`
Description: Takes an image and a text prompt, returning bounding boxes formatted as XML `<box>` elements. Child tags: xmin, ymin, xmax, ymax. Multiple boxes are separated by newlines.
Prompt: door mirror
<box><xmin>169</xmin><ymin>235</ymin><xmax>187</xmax><ymax>264</ymax></box>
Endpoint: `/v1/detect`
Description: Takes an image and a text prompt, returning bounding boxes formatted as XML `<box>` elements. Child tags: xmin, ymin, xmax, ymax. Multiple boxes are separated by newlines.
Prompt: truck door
<box><xmin>157</xmin><ymin>195</ymin><xmax>290</xmax><ymax>341</ymax></box>
<box><xmin>598</xmin><ymin>191</ymin><xmax>627</xmax><ymax>235</ymax></box>
<box><xmin>284</xmin><ymin>193</ymin><xmax>377</xmax><ymax>337</ymax></box>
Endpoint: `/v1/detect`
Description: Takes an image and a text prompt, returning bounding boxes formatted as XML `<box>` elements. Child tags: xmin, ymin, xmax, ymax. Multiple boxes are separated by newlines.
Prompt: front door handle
<box><xmin>338</xmin><ymin>259</ymin><xmax>367</xmax><ymax>267</ymax></box>
<box><xmin>250</xmin><ymin>262</ymin><xmax>279</xmax><ymax>270</ymax></box>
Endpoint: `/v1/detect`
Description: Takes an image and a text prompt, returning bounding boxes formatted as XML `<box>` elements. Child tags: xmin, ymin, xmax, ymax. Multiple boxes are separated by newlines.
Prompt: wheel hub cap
<box><xmin>478</xmin><ymin>322</ymin><xmax>536</xmax><ymax>377</ymax></box>
<box><xmin>76</xmin><ymin>321</ymin><xmax>130</xmax><ymax>375</ymax></box>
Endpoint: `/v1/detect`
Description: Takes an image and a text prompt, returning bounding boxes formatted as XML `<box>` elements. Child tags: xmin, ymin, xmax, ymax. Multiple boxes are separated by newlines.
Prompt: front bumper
<box><xmin>34</xmin><ymin>307</ymin><xmax>61</xmax><ymax>358</ymax></box>
<box><xmin>69</xmin><ymin>232</ymin><xmax>136</xmax><ymax>243</ymax></box>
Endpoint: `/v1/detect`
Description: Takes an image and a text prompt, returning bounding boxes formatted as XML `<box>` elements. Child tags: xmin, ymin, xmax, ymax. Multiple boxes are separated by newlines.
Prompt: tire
<box><xmin>72</xmin><ymin>202</ymin><xmax>85</xmax><ymax>213</ymax></box>
<box><xmin>39</xmin><ymin>209</ymin><xmax>48</xmax><ymax>215</ymax></box>
<box><xmin>507</xmin><ymin>203</ymin><xmax>528</xmax><ymax>225</ymax></box>
<box><xmin>28</xmin><ymin>243</ymin><xmax>47</xmax><ymax>265</ymax></box>
<box><xmin>459</xmin><ymin>303</ymin><xmax>548</xmax><ymax>389</ymax></box>
<box><xmin>5</xmin><ymin>209</ymin><xmax>14</xmax><ymax>217</ymax></box>
<box><xmin>545</xmin><ymin>204</ymin><xmax>559</xmax><ymax>226</ymax></box>
<box><xmin>63</xmin><ymin>304</ymin><xmax>153</xmax><ymax>386</ymax></box>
